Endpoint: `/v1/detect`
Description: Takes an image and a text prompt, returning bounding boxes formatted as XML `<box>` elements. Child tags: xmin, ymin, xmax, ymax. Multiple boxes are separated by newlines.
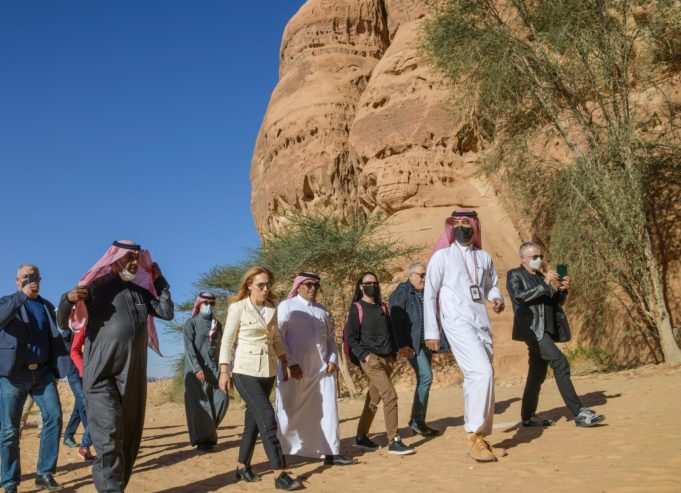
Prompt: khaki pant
<box><xmin>357</xmin><ymin>355</ymin><xmax>398</xmax><ymax>440</ymax></box>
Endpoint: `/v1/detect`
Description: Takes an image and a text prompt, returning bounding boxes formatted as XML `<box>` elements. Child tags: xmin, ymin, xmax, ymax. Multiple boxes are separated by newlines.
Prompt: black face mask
<box><xmin>363</xmin><ymin>285</ymin><xmax>380</xmax><ymax>298</ymax></box>
<box><xmin>454</xmin><ymin>226</ymin><xmax>474</xmax><ymax>244</ymax></box>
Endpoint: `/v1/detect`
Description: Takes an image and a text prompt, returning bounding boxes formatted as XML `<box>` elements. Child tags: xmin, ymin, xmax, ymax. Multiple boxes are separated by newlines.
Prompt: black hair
<box><xmin>351</xmin><ymin>271</ymin><xmax>381</xmax><ymax>304</ymax></box>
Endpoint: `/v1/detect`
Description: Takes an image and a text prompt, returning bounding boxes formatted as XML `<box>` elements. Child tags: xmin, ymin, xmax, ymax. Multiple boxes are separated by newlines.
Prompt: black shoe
<box><xmin>522</xmin><ymin>415</ymin><xmax>555</xmax><ymax>427</ymax></box>
<box><xmin>323</xmin><ymin>454</ymin><xmax>358</xmax><ymax>466</ymax></box>
<box><xmin>274</xmin><ymin>471</ymin><xmax>302</xmax><ymax>491</ymax></box>
<box><xmin>196</xmin><ymin>442</ymin><xmax>216</xmax><ymax>453</ymax></box>
<box><xmin>4</xmin><ymin>485</ymin><xmax>17</xmax><ymax>493</ymax></box>
<box><xmin>354</xmin><ymin>435</ymin><xmax>379</xmax><ymax>451</ymax></box>
<box><xmin>388</xmin><ymin>436</ymin><xmax>415</xmax><ymax>455</ymax></box>
<box><xmin>235</xmin><ymin>466</ymin><xmax>261</xmax><ymax>482</ymax></box>
<box><xmin>409</xmin><ymin>420</ymin><xmax>440</xmax><ymax>437</ymax></box>
<box><xmin>35</xmin><ymin>474</ymin><xmax>63</xmax><ymax>491</ymax></box>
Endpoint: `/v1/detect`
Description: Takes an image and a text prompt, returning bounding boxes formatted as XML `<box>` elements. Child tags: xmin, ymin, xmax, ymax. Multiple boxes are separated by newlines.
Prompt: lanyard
<box><xmin>456</xmin><ymin>245</ymin><xmax>479</xmax><ymax>285</ymax></box>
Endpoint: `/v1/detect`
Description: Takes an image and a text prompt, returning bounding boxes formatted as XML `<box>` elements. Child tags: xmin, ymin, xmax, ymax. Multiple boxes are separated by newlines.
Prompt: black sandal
<box><xmin>522</xmin><ymin>415</ymin><xmax>555</xmax><ymax>427</ymax></box>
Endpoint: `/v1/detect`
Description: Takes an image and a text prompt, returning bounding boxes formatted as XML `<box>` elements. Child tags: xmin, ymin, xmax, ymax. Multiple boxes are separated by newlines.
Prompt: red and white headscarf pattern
<box><xmin>70</xmin><ymin>240</ymin><xmax>162</xmax><ymax>356</ymax></box>
<box><xmin>431</xmin><ymin>208</ymin><xmax>482</xmax><ymax>255</ymax></box>
<box><xmin>191</xmin><ymin>292</ymin><xmax>219</xmax><ymax>340</ymax></box>
<box><xmin>287</xmin><ymin>272</ymin><xmax>321</xmax><ymax>299</ymax></box>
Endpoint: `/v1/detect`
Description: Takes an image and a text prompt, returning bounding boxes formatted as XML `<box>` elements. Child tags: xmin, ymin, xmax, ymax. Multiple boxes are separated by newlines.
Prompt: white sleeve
<box><xmin>424</xmin><ymin>251</ymin><xmax>445</xmax><ymax>340</ymax></box>
<box><xmin>276</xmin><ymin>301</ymin><xmax>297</xmax><ymax>366</ymax></box>
<box><xmin>219</xmin><ymin>302</ymin><xmax>241</xmax><ymax>366</ymax></box>
<box><xmin>484</xmin><ymin>255</ymin><xmax>504</xmax><ymax>303</ymax></box>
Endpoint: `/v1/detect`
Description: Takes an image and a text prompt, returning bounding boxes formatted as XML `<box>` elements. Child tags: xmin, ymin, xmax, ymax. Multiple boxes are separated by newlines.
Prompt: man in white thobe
<box><xmin>275</xmin><ymin>272</ymin><xmax>356</xmax><ymax>466</ymax></box>
<box><xmin>424</xmin><ymin>209</ymin><xmax>507</xmax><ymax>462</ymax></box>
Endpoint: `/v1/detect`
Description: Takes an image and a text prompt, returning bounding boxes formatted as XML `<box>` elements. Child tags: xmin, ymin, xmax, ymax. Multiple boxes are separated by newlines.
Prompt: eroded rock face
<box><xmin>251</xmin><ymin>0</ymin><xmax>494</xmax><ymax>235</ymax></box>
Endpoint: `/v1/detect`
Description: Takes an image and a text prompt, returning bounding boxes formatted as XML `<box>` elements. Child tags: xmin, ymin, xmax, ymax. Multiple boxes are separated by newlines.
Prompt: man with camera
<box><xmin>0</xmin><ymin>265</ymin><xmax>70</xmax><ymax>492</ymax></box>
<box><xmin>507</xmin><ymin>242</ymin><xmax>605</xmax><ymax>428</ymax></box>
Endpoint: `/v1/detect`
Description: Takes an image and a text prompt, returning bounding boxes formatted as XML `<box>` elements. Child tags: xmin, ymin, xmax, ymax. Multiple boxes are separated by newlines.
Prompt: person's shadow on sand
<box><xmin>493</xmin><ymin>390</ymin><xmax>621</xmax><ymax>450</ymax></box>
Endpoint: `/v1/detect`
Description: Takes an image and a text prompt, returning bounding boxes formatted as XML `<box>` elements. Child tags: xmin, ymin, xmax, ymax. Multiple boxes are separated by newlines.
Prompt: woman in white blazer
<box><xmin>218</xmin><ymin>266</ymin><xmax>302</xmax><ymax>491</ymax></box>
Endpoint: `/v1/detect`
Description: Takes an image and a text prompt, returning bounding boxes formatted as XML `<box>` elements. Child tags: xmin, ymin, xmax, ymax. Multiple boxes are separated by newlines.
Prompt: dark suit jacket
<box><xmin>0</xmin><ymin>291</ymin><xmax>70</xmax><ymax>378</ymax></box>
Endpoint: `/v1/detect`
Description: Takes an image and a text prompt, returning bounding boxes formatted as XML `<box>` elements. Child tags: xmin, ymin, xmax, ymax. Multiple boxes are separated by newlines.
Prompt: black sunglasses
<box><xmin>301</xmin><ymin>282</ymin><xmax>320</xmax><ymax>289</ymax></box>
<box><xmin>361</xmin><ymin>282</ymin><xmax>379</xmax><ymax>287</ymax></box>
<box><xmin>412</xmin><ymin>272</ymin><xmax>426</xmax><ymax>279</ymax></box>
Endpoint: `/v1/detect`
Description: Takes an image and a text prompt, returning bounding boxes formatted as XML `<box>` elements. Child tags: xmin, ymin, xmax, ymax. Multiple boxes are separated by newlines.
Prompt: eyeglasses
<box><xmin>253</xmin><ymin>282</ymin><xmax>272</xmax><ymax>291</ymax></box>
<box><xmin>528</xmin><ymin>255</ymin><xmax>544</xmax><ymax>260</ymax></box>
<box><xmin>411</xmin><ymin>272</ymin><xmax>426</xmax><ymax>279</ymax></box>
<box><xmin>203</xmin><ymin>301</ymin><xmax>215</xmax><ymax>306</ymax></box>
<box><xmin>301</xmin><ymin>282</ymin><xmax>320</xmax><ymax>289</ymax></box>
<box><xmin>361</xmin><ymin>282</ymin><xmax>379</xmax><ymax>287</ymax></box>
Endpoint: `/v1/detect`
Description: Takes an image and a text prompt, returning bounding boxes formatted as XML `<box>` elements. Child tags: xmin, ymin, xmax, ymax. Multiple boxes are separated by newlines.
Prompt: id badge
<box><xmin>469</xmin><ymin>284</ymin><xmax>482</xmax><ymax>301</ymax></box>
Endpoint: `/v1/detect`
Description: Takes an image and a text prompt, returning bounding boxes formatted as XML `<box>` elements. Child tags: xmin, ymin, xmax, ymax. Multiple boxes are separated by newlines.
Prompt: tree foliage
<box><xmin>424</xmin><ymin>0</ymin><xmax>681</xmax><ymax>362</ymax></box>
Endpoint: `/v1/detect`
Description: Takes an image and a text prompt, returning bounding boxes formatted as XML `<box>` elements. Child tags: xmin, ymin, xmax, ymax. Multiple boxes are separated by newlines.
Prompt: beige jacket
<box><xmin>219</xmin><ymin>297</ymin><xmax>286</xmax><ymax>378</ymax></box>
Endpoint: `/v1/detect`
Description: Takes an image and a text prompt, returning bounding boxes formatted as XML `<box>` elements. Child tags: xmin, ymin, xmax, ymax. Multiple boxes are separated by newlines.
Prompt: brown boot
<box><xmin>464</xmin><ymin>433</ymin><xmax>496</xmax><ymax>462</ymax></box>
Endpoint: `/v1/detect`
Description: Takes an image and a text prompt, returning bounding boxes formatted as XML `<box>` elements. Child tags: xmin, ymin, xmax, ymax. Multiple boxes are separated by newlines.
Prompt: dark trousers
<box><xmin>86</xmin><ymin>377</ymin><xmax>146</xmax><ymax>493</ymax></box>
<box><xmin>521</xmin><ymin>334</ymin><xmax>582</xmax><ymax>420</ymax></box>
<box><xmin>233</xmin><ymin>373</ymin><xmax>285</xmax><ymax>470</ymax></box>
<box><xmin>65</xmin><ymin>370</ymin><xmax>91</xmax><ymax>447</ymax></box>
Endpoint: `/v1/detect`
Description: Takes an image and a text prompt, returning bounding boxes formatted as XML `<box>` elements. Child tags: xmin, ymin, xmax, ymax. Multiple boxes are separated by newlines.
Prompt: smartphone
<box><xmin>557</xmin><ymin>264</ymin><xmax>568</xmax><ymax>281</ymax></box>
<box><xmin>22</xmin><ymin>272</ymin><xmax>39</xmax><ymax>287</ymax></box>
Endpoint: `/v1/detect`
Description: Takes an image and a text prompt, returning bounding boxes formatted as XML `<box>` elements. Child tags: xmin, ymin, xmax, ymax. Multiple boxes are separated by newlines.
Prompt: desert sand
<box><xmin>16</xmin><ymin>363</ymin><xmax>681</xmax><ymax>492</ymax></box>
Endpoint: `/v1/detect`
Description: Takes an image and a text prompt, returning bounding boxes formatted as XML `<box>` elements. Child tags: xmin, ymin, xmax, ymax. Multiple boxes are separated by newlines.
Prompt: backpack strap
<box><xmin>353</xmin><ymin>301</ymin><xmax>363</xmax><ymax>323</ymax></box>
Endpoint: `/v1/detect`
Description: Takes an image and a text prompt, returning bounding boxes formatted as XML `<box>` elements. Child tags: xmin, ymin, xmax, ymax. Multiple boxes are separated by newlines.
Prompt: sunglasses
<box><xmin>253</xmin><ymin>282</ymin><xmax>272</xmax><ymax>291</ymax></box>
<box><xmin>361</xmin><ymin>282</ymin><xmax>379</xmax><ymax>287</ymax></box>
<box><xmin>301</xmin><ymin>282</ymin><xmax>320</xmax><ymax>289</ymax></box>
<box><xmin>412</xmin><ymin>272</ymin><xmax>426</xmax><ymax>279</ymax></box>
<box><xmin>528</xmin><ymin>255</ymin><xmax>544</xmax><ymax>260</ymax></box>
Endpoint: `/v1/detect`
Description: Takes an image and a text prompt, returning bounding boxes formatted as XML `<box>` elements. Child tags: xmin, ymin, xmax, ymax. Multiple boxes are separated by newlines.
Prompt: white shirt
<box><xmin>424</xmin><ymin>242</ymin><xmax>504</xmax><ymax>341</ymax></box>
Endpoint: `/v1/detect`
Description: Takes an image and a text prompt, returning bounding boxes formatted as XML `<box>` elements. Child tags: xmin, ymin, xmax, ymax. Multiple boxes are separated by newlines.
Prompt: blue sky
<box><xmin>0</xmin><ymin>1</ymin><xmax>305</xmax><ymax>377</ymax></box>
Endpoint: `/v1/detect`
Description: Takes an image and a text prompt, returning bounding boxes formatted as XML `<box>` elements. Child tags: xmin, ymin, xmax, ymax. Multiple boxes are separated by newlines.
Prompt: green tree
<box><xmin>424</xmin><ymin>0</ymin><xmax>681</xmax><ymax>362</ymax></box>
<box><xmin>171</xmin><ymin>212</ymin><xmax>418</xmax><ymax>397</ymax></box>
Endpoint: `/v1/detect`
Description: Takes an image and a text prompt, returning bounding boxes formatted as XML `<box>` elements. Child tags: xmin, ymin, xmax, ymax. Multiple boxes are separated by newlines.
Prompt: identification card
<box><xmin>469</xmin><ymin>284</ymin><xmax>482</xmax><ymax>301</ymax></box>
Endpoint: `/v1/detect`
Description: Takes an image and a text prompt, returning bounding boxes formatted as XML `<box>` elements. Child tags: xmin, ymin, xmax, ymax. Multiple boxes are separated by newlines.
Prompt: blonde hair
<box><xmin>231</xmin><ymin>266</ymin><xmax>277</xmax><ymax>304</ymax></box>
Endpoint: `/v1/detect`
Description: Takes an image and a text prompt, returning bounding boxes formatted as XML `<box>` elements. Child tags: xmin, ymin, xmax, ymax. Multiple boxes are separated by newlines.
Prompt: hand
<box><xmin>151</xmin><ymin>262</ymin><xmax>162</xmax><ymax>281</ymax></box>
<box><xmin>326</xmin><ymin>361</ymin><xmax>337</xmax><ymax>373</ymax></box>
<box><xmin>559</xmin><ymin>276</ymin><xmax>571</xmax><ymax>292</ymax></box>
<box><xmin>544</xmin><ymin>269</ymin><xmax>559</xmax><ymax>283</ymax></box>
<box><xmin>195</xmin><ymin>370</ymin><xmax>205</xmax><ymax>382</ymax></box>
<box><xmin>425</xmin><ymin>339</ymin><xmax>440</xmax><ymax>351</ymax></box>
<box><xmin>492</xmin><ymin>298</ymin><xmax>505</xmax><ymax>314</ymax></box>
<box><xmin>22</xmin><ymin>282</ymin><xmax>39</xmax><ymax>299</ymax></box>
<box><xmin>398</xmin><ymin>346</ymin><xmax>414</xmax><ymax>359</ymax></box>
<box><xmin>67</xmin><ymin>286</ymin><xmax>88</xmax><ymax>304</ymax></box>
<box><xmin>218</xmin><ymin>368</ymin><xmax>232</xmax><ymax>393</ymax></box>
<box><xmin>287</xmin><ymin>364</ymin><xmax>303</xmax><ymax>380</ymax></box>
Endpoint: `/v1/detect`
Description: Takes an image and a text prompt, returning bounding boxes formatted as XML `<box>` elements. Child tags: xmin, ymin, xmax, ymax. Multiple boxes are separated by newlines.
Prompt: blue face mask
<box><xmin>200</xmin><ymin>304</ymin><xmax>213</xmax><ymax>316</ymax></box>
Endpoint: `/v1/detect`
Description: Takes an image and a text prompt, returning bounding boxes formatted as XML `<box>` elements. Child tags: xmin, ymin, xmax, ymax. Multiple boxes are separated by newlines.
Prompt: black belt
<box><xmin>25</xmin><ymin>363</ymin><xmax>42</xmax><ymax>371</ymax></box>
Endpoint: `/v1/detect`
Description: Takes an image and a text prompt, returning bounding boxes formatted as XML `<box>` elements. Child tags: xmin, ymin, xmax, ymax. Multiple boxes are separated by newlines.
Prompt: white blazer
<box><xmin>219</xmin><ymin>298</ymin><xmax>286</xmax><ymax>378</ymax></box>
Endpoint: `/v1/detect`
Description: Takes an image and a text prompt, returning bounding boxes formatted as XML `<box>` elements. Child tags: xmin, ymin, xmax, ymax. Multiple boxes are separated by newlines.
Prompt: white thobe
<box><xmin>275</xmin><ymin>295</ymin><xmax>340</xmax><ymax>458</ymax></box>
<box><xmin>424</xmin><ymin>242</ymin><xmax>504</xmax><ymax>435</ymax></box>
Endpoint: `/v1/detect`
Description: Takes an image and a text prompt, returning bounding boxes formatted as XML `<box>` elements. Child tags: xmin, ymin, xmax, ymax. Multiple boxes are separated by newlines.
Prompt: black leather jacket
<box><xmin>506</xmin><ymin>267</ymin><xmax>570</xmax><ymax>342</ymax></box>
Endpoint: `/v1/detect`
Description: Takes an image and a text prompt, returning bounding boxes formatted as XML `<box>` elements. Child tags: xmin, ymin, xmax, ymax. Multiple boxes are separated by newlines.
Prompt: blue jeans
<box><xmin>408</xmin><ymin>347</ymin><xmax>433</xmax><ymax>426</ymax></box>
<box><xmin>65</xmin><ymin>370</ymin><xmax>91</xmax><ymax>447</ymax></box>
<box><xmin>0</xmin><ymin>367</ymin><xmax>62</xmax><ymax>489</ymax></box>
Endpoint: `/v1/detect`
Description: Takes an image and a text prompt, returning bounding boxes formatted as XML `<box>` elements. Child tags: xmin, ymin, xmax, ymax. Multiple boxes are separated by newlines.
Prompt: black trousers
<box><xmin>232</xmin><ymin>373</ymin><xmax>285</xmax><ymax>469</ymax></box>
<box><xmin>521</xmin><ymin>334</ymin><xmax>582</xmax><ymax>420</ymax></box>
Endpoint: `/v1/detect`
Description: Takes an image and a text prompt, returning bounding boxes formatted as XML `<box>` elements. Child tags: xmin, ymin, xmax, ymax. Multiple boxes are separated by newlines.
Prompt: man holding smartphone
<box><xmin>0</xmin><ymin>265</ymin><xmax>70</xmax><ymax>492</ymax></box>
<box><xmin>507</xmin><ymin>242</ymin><xmax>605</xmax><ymax>428</ymax></box>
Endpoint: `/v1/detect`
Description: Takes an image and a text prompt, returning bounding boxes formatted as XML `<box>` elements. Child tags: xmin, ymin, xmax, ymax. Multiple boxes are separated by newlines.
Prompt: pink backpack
<box><xmin>342</xmin><ymin>301</ymin><xmax>388</xmax><ymax>366</ymax></box>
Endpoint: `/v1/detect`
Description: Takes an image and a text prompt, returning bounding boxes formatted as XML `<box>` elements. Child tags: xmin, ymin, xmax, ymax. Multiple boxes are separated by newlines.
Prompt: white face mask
<box><xmin>200</xmin><ymin>304</ymin><xmax>213</xmax><ymax>316</ymax></box>
<box><xmin>119</xmin><ymin>268</ymin><xmax>136</xmax><ymax>282</ymax></box>
<box><xmin>528</xmin><ymin>258</ymin><xmax>543</xmax><ymax>271</ymax></box>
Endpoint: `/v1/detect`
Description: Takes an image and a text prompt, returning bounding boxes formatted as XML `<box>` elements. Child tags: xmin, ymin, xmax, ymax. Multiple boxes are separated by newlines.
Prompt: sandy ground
<box><xmin>15</xmin><ymin>363</ymin><xmax>681</xmax><ymax>493</ymax></box>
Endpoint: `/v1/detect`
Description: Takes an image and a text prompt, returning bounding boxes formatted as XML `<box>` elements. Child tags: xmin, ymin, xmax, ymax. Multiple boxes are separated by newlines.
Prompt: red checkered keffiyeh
<box><xmin>431</xmin><ymin>208</ymin><xmax>482</xmax><ymax>255</ymax></box>
<box><xmin>191</xmin><ymin>292</ymin><xmax>219</xmax><ymax>340</ymax></box>
<box><xmin>70</xmin><ymin>240</ymin><xmax>162</xmax><ymax>356</ymax></box>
